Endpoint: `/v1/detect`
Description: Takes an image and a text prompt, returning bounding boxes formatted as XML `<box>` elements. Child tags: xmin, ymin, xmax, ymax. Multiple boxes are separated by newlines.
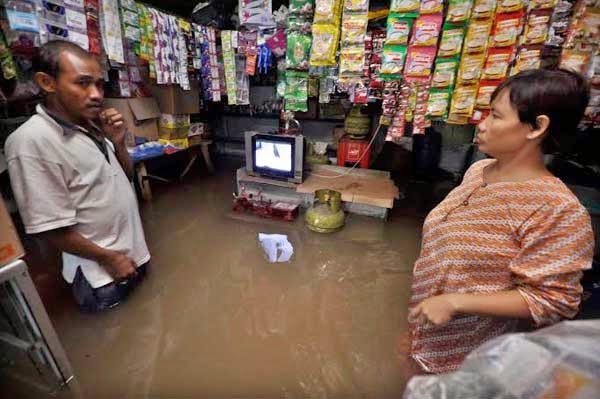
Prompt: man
<box><xmin>5</xmin><ymin>40</ymin><xmax>150</xmax><ymax>312</ymax></box>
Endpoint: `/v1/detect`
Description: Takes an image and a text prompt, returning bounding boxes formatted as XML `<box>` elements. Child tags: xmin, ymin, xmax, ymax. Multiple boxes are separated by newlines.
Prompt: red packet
<box><xmin>410</xmin><ymin>14</ymin><xmax>443</xmax><ymax>47</ymax></box>
<box><xmin>404</xmin><ymin>47</ymin><xmax>436</xmax><ymax>80</ymax></box>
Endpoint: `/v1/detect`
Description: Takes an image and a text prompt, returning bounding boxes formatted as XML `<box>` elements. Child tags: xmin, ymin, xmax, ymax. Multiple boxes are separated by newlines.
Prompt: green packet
<box><xmin>380</xmin><ymin>44</ymin><xmax>407</xmax><ymax>80</ymax></box>
<box><xmin>289</xmin><ymin>0</ymin><xmax>315</xmax><ymax>15</ymax></box>
<box><xmin>285</xmin><ymin>71</ymin><xmax>309</xmax><ymax>112</ymax></box>
<box><xmin>431</xmin><ymin>57</ymin><xmax>459</xmax><ymax>89</ymax></box>
<box><xmin>386</xmin><ymin>14</ymin><xmax>413</xmax><ymax>45</ymax></box>
<box><xmin>427</xmin><ymin>88</ymin><xmax>452</xmax><ymax>120</ymax></box>
<box><xmin>286</xmin><ymin>32</ymin><xmax>312</xmax><ymax>71</ymax></box>
<box><xmin>437</xmin><ymin>23</ymin><xmax>466</xmax><ymax>58</ymax></box>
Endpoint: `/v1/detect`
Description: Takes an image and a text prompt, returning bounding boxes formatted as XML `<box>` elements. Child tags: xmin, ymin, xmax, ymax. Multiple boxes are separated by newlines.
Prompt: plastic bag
<box><xmin>386</xmin><ymin>14</ymin><xmax>412</xmax><ymax>45</ymax></box>
<box><xmin>285</xmin><ymin>71</ymin><xmax>309</xmax><ymax>112</ymax></box>
<box><xmin>289</xmin><ymin>0</ymin><xmax>315</xmax><ymax>14</ymax></box>
<box><xmin>286</xmin><ymin>31</ymin><xmax>312</xmax><ymax>70</ymax></box>
<box><xmin>404</xmin><ymin>320</ymin><xmax>600</xmax><ymax>399</ymax></box>
<box><xmin>310</xmin><ymin>24</ymin><xmax>339</xmax><ymax>66</ymax></box>
<box><xmin>314</xmin><ymin>0</ymin><xmax>342</xmax><ymax>25</ymax></box>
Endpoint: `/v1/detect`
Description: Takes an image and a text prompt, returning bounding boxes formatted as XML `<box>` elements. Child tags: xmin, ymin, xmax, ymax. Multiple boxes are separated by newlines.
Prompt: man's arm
<box><xmin>38</xmin><ymin>227</ymin><xmax>137</xmax><ymax>281</ymax></box>
<box><xmin>410</xmin><ymin>291</ymin><xmax>532</xmax><ymax>326</ymax></box>
<box><xmin>99</xmin><ymin>108</ymin><xmax>134</xmax><ymax>179</ymax></box>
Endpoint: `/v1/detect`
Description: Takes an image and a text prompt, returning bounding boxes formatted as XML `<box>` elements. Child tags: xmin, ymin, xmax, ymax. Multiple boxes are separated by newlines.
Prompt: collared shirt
<box><xmin>5</xmin><ymin>104</ymin><xmax>150</xmax><ymax>288</ymax></box>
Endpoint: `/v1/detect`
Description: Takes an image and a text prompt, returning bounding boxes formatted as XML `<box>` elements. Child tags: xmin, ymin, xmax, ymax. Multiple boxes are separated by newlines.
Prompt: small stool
<box><xmin>337</xmin><ymin>136</ymin><xmax>370</xmax><ymax>168</ymax></box>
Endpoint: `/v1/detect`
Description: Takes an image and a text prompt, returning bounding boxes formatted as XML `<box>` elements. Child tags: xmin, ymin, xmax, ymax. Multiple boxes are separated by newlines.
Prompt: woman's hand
<box><xmin>410</xmin><ymin>294</ymin><xmax>460</xmax><ymax>326</ymax></box>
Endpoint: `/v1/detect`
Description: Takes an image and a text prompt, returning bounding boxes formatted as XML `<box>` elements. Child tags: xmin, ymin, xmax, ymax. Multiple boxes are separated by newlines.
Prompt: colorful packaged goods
<box><xmin>529</xmin><ymin>0</ymin><xmax>557</xmax><ymax>10</ymax></box>
<box><xmin>438</xmin><ymin>23</ymin><xmax>466</xmax><ymax>58</ymax></box>
<box><xmin>432</xmin><ymin>58</ymin><xmax>460</xmax><ymax>88</ymax></box>
<box><xmin>475</xmin><ymin>80</ymin><xmax>500</xmax><ymax>109</ymax></box>
<box><xmin>381</xmin><ymin>44</ymin><xmax>408</xmax><ymax>79</ymax></box>
<box><xmin>464</xmin><ymin>20</ymin><xmax>493</xmax><ymax>54</ymax></box>
<box><xmin>472</xmin><ymin>0</ymin><xmax>496</xmax><ymax>19</ymax></box>
<box><xmin>510</xmin><ymin>45</ymin><xmax>542</xmax><ymax>75</ymax></box>
<box><xmin>390</xmin><ymin>0</ymin><xmax>420</xmax><ymax>16</ymax></box>
<box><xmin>386</xmin><ymin>14</ymin><xmax>412</xmax><ymax>45</ymax></box>
<box><xmin>286</xmin><ymin>31</ymin><xmax>312</xmax><ymax>70</ymax></box>
<box><xmin>290</xmin><ymin>0</ymin><xmax>315</xmax><ymax>14</ymax></box>
<box><xmin>314</xmin><ymin>0</ymin><xmax>343</xmax><ymax>25</ymax></box>
<box><xmin>285</xmin><ymin>71</ymin><xmax>309</xmax><ymax>112</ymax></box>
<box><xmin>404</xmin><ymin>46</ymin><xmax>436</xmax><ymax>79</ymax></box>
<box><xmin>310</xmin><ymin>24</ymin><xmax>339</xmax><ymax>66</ymax></box>
<box><xmin>420</xmin><ymin>0</ymin><xmax>444</xmax><ymax>15</ymax></box>
<box><xmin>457</xmin><ymin>53</ymin><xmax>486</xmax><ymax>85</ymax></box>
<box><xmin>523</xmin><ymin>10</ymin><xmax>552</xmax><ymax>45</ymax></box>
<box><xmin>427</xmin><ymin>89</ymin><xmax>452</xmax><ymax>118</ymax></box>
<box><xmin>340</xmin><ymin>45</ymin><xmax>366</xmax><ymax>75</ymax></box>
<box><xmin>410</xmin><ymin>14</ymin><xmax>443</xmax><ymax>47</ymax></box>
<box><xmin>560</xmin><ymin>49</ymin><xmax>593</xmax><ymax>75</ymax></box>
<box><xmin>412</xmin><ymin>82</ymin><xmax>432</xmax><ymax>135</ymax></box>
<box><xmin>450</xmin><ymin>85</ymin><xmax>478</xmax><ymax>116</ymax></box>
<box><xmin>490</xmin><ymin>12</ymin><xmax>522</xmax><ymax>48</ymax></box>
<box><xmin>344</xmin><ymin>0</ymin><xmax>369</xmax><ymax>12</ymax></box>
<box><xmin>482</xmin><ymin>47</ymin><xmax>513</xmax><ymax>80</ymax></box>
<box><xmin>496</xmin><ymin>0</ymin><xmax>524</xmax><ymax>14</ymax></box>
<box><xmin>341</xmin><ymin>12</ymin><xmax>368</xmax><ymax>45</ymax></box>
<box><xmin>447</xmin><ymin>0</ymin><xmax>474</xmax><ymax>23</ymax></box>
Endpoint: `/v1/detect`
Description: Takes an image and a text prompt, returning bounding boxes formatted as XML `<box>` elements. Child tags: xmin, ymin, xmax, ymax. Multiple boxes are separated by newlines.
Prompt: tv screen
<box><xmin>255</xmin><ymin>139</ymin><xmax>293</xmax><ymax>172</ymax></box>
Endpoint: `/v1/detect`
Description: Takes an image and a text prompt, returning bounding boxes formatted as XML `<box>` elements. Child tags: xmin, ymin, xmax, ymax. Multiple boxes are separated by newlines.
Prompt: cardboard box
<box><xmin>159</xmin><ymin>114</ymin><xmax>191</xmax><ymax>129</ymax></box>
<box><xmin>159</xmin><ymin>126</ymin><xmax>190</xmax><ymax>140</ymax></box>
<box><xmin>150</xmin><ymin>83</ymin><xmax>201</xmax><ymax>114</ymax></box>
<box><xmin>0</xmin><ymin>195</ymin><xmax>25</xmax><ymax>269</ymax></box>
<box><xmin>104</xmin><ymin>97</ymin><xmax>161</xmax><ymax>146</ymax></box>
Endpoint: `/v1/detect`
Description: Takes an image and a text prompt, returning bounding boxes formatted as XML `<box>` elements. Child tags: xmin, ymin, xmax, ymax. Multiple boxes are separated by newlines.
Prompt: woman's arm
<box><xmin>410</xmin><ymin>291</ymin><xmax>532</xmax><ymax>326</ymax></box>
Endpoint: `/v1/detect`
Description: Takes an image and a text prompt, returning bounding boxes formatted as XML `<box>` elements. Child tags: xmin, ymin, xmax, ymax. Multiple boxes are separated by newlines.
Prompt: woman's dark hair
<box><xmin>33</xmin><ymin>40</ymin><xmax>92</xmax><ymax>78</ymax></box>
<box><xmin>491</xmin><ymin>68</ymin><xmax>590</xmax><ymax>153</ymax></box>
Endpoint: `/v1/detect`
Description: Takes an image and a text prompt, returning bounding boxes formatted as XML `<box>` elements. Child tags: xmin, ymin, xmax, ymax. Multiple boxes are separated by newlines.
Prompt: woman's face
<box><xmin>476</xmin><ymin>88</ymin><xmax>534</xmax><ymax>157</ymax></box>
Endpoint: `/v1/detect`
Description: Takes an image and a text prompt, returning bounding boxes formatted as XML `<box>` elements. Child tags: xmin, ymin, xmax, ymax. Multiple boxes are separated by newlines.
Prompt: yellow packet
<box><xmin>450</xmin><ymin>85</ymin><xmax>477</xmax><ymax>115</ymax></box>
<box><xmin>457</xmin><ymin>53</ymin><xmax>485</xmax><ymax>85</ymax></box>
<box><xmin>315</xmin><ymin>0</ymin><xmax>343</xmax><ymax>25</ymax></box>
<box><xmin>310</xmin><ymin>24</ymin><xmax>340</xmax><ymax>66</ymax></box>
<box><xmin>464</xmin><ymin>20</ymin><xmax>492</xmax><ymax>54</ymax></box>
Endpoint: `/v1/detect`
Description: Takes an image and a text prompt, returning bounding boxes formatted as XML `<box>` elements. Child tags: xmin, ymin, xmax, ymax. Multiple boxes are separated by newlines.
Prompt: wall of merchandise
<box><xmin>0</xmin><ymin>0</ymin><xmax>598</xmax><ymax>142</ymax></box>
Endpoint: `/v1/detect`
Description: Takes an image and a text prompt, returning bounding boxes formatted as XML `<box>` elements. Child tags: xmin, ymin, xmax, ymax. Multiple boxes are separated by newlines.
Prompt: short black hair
<box><xmin>491</xmin><ymin>68</ymin><xmax>590</xmax><ymax>153</ymax></box>
<box><xmin>34</xmin><ymin>40</ymin><xmax>94</xmax><ymax>78</ymax></box>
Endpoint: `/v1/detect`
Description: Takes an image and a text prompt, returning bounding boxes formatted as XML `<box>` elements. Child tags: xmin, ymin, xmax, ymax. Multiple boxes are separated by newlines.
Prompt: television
<box><xmin>245</xmin><ymin>131</ymin><xmax>304</xmax><ymax>183</ymax></box>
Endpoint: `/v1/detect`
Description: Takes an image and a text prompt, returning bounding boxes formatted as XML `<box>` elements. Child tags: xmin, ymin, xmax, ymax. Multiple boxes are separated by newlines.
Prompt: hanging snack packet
<box><xmin>390</xmin><ymin>0</ymin><xmax>420</xmax><ymax>16</ymax></box>
<box><xmin>286</xmin><ymin>31</ymin><xmax>312</xmax><ymax>70</ymax></box>
<box><xmin>340</xmin><ymin>45</ymin><xmax>366</xmax><ymax>75</ymax></box>
<box><xmin>523</xmin><ymin>10</ymin><xmax>551</xmax><ymax>45</ymax></box>
<box><xmin>344</xmin><ymin>0</ymin><xmax>369</xmax><ymax>12</ymax></box>
<box><xmin>529</xmin><ymin>0</ymin><xmax>557</xmax><ymax>10</ymax></box>
<box><xmin>341</xmin><ymin>13</ymin><xmax>368</xmax><ymax>45</ymax></box>
<box><xmin>420</xmin><ymin>0</ymin><xmax>444</xmax><ymax>15</ymax></box>
<box><xmin>290</xmin><ymin>0</ymin><xmax>315</xmax><ymax>14</ymax></box>
<box><xmin>457</xmin><ymin>53</ymin><xmax>485</xmax><ymax>85</ymax></box>
<box><xmin>404</xmin><ymin>46</ymin><xmax>436</xmax><ymax>79</ymax></box>
<box><xmin>482</xmin><ymin>47</ymin><xmax>513</xmax><ymax>80</ymax></box>
<box><xmin>464</xmin><ymin>19</ymin><xmax>493</xmax><ymax>54</ymax></box>
<box><xmin>497</xmin><ymin>0</ymin><xmax>524</xmax><ymax>13</ymax></box>
<box><xmin>560</xmin><ymin>48</ymin><xmax>593</xmax><ymax>75</ymax></box>
<box><xmin>386</xmin><ymin>14</ymin><xmax>412</xmax><ymax>45</ymax></box>
<box><xmin>314</xmin><ymin>0</ymin><xmax>342</xmax><ymax>25</ymax></box>
<box><xmin>413</xmin><ymin>82</ymin><xmax>432</xmax><ymax>134</ymax></box>
<box><xmin>450</xmin><ymin>85</ymin><xmax>477</xmax><ymax>116</ymax></box>
<box><xmin>285</xmin><ymin>71</ymin><xmax>309</xmax><ymax>112</ymax></box>
<box><xmin>427</xmin><ymin>89</ymin><xmax>452</xmax><ymax>118</ymax></box>
<box><xmin>410</xmin><ymin>14</ymin><xmax>443</xmax><ymax>47</ymax></box>
<box><xmin>310</xmin><ymin>24</ymin><xmax>340</xmax><ymax>66</ymax></box>
<box><xmin>288</xmin><ymin>15</ymin><xmax>313</xmax><ymax>33</ymax></box>
<box><xmin>381</xmin><ymin>44</ymin><xmax>408</xmax><ymax>79</ymax></box>
<box><xmin>475</xmin><ymin>80</ymin><xmax>500</xmax><ymax>109</ymax></box>
<box><xmin>491</xmin><ymin>12</ymin><xmax>523</xmax><ymax>48</ymax></box>
<box><xmin>432</xmin><ymin>58</ymin><xmax>459</xmax><ymax>88</ymax></box>
<box><xmin>447</xmin><ymin>0</ymin><xmax>473</xmax><ymax>23</ymax></box>
<box><xmin>472</xmin><ymin>0</ymin><xmax>496</xmax><ymax>19</ymax></box>
<box><xmin>510</xmin><ymin>45</ymin><xmax>542</xmax><ymax>75</ymax></box>
<box><xmin>438</xmin><ymin>24</ymin><xmax>466</xmax><ymax>58</ymax></box>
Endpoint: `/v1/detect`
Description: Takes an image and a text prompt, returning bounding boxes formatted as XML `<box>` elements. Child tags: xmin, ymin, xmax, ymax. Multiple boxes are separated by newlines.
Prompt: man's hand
<box><xmin>101</xmin><ymin>251</ymin><xmax>137</xmax><ymax>281</ymax></box>
<box><xmin>99</xmin><ymin>108</ymin><xmax>127</xmax><ymax>146</ymax></box>
<box><xmin>409</xmin><ymin>294</ymin><xmax>460</xmax><ymax>326</ymax></box>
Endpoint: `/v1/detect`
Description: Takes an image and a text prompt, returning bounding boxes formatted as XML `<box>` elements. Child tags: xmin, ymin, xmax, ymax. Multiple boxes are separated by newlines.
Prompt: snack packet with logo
<box><xmin>482</xmin><ymin>47</ymin><xmax>513</xmax><ymax>80</ymax></box>
<box><xmin>529</xmin><ymin>0</ymin><xmax>557</xmax><ymax>10</ymax></box>
<box><xmin>427</xmin><ymin>89</ymin><xmax>452</xmax><ymax>119</ymax></box>
<box><xmin>314</xmin><ymin>0</ymin><xmax>342</xmax><ymax>25</ymax></box>
<box><xmin>290</xmin><ymin>0</ymin><xmax>315</xmax><ymax>14</ymax></box>
<box><xmin>410</xmin><ymin>14</ymin><xmax>443</xmax><ymax>47</ymax></box>
<box><xmin>475</xmin><ymin>80</ymin><xmax>500</xmax><ymax>109</ymax></box>
<box><xmin>464</xmin><ymin>19</ymin><xmax>493</xmax><ymax>54</ymax></box>
<box><xmin>404</xmin><ymin>46</ymin><xmax>436</xmax><ymax>79</ymax></box>
<box><xmin>381</xmin><ymin>44</ymin><xmax>408</xmax><ymax>79</ymax></box>
<box><xmin>510</xmin><ymin>45</ymin><xmax>542</xmax><ymax>75</ymax></box>
<box><xmin>285</xmin><ymin>71</ymin><xmax>309</xmax><ymax>112</ymax></box>
<box><xmin>472</xmin><ymin>0</ymin><xmax>496</xmax><ymax>19</ymax></box>
<box><xmin>420</xmin><ymin>0</ymin><xmax>444</xmax><ymax>15</ymax></box>
<box><xmin>340</xmin><ymin>45</ymin><xmax>366</xmax><ymax>75</ymax></box>
<box><xmin>386</xmin><ymin>14</ymin><xmax>412</xmax><ymax>45</ymax></box>
<box><xmin>344</xmin><ymin>0</ymin><xmax>369</xmax><ymax>12</ymax></box>
<box><xmin>447</xmin><ymin>0</ymin><xmax>473</xmax><ymax>23</ymax></box>
<box><xmin>341</xmin><ymin>12</ymin><xmax>368</xmax><ymax>45</ymax></box>
<box><xmin>523</xmin><ymin>10</ymin><xmax>552</xmax><ymax>45</ymax></box>
<box><xmin>390</xmin><ymin>0</ymin><xmax>420</xmax><ymax>16</ymax></box>
<box><xmin>310</xmin><ymin>24</ymin><xmax>340</xmax><ymax>66</ymax></box>
<box><xmin>560</xmin><ymin>48</ymin><xmax>593</xmax><ymax>75</ymax></box>
<box><xmin>497</xmin><ymin>0</ymin><xmax>524</xmax><ymax>13</ymax></box>
<box><xmin>457</xmin><ymin>53</ymin><xmax>485</xmax><ymax>85</ymax></box>
<box><xmin>286</xmin><ymin>31</ymin><xmax>312</xmax><ymax>70</ymax></box>
<box><xmin>432</xmin><ymin>57</ymin><xmax>459</xmax><ymax>88</ymax></box>
<box><xmin>437</xmin><ymin>23</ymin><xmax>466</xmax><ymax>58</ymax></box>
<box><xmin>450</xmin><ymin>85</ymin><xmax>477</xmax><ymax>115</ymax></box>
<box><xmin>490</xmin><ymin>12</ymin><xmax>523</xmax><ymax>48</ymax></box>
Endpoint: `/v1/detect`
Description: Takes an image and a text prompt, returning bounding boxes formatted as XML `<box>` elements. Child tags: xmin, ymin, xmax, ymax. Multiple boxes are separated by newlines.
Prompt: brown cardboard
<box><xmin>150</xmin><ymin>83</ymin><xmax>201</xmax><ymax>114</ymax></box>
<box><xmin>0</xmin><ymin>195</ymin><xmax>25</xmax><ymax>268</ymax></box>
<box><xmin>104</xmin><ymin>97</ymin><xmax>161</xmax><ymax>146</ymax></box>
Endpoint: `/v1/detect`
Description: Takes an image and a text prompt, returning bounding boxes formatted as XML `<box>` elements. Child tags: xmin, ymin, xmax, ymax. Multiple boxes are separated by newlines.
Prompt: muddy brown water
<box><xmin>7</xmin><ymin>165</ymin><xmax>424</xmax><ymax>398</ymax></box>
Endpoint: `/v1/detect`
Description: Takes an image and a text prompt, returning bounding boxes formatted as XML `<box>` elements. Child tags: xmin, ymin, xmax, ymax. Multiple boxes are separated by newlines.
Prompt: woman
<box><xmin>408</xmin><ymin>69</ymin><xmax>595</xmax><ymax>374</ymax></box>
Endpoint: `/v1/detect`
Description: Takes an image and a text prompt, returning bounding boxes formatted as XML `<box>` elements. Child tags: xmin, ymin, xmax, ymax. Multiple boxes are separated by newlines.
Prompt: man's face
<box><xmin>46</xmin><ymin>51</ymin><xmax>105</xmax><ymax>123</ymax></box>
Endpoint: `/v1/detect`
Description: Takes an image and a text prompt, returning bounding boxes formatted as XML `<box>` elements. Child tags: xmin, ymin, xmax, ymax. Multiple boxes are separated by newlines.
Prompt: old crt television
<box><xmin>245</xmin><ymin>131</ymin><xmax>304</xmax><ymax>183</ymax></box>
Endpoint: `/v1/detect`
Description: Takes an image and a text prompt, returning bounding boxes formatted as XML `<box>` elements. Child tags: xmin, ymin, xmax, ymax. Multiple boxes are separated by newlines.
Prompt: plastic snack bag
<box><xmin>475</xmin><ymin>80</ymin><xmax>500</xmax><ymax>109</ymax></box>
<box><xmin>464</xmin><ymin>19</ymin><xmax>493</xmax><ymax>54</ymax></box>
<box><xmin>420</xmin><ymin>0</ymin><xmax>444</xmax><ymax>15</ymax></box>
<box><xmin>285</xmin><ymin>71</ymin><xmax>309</xmax><ymax>112</ymax></box>
<box><xmin>404</xmin><ymin>46</ymin><xmax>436</xmax><ymax>79</ymax></box>
<box><xmin>432</xmin><ymin>57</ymin><xmax>459</xmax><ymax>88</ymax></box>
<box><xmin>450</xmin><ymin>85</ymin><xmax>477</xmax><ymax>116</ymax></box>
<box><xmin>410</xmin><ymin>14</ymin><xmax>443</xmax><ymax>47</ymax></box>
<box><xmin>427</xmin><ymin>89</ymin><xmax>452</xmax><ymax>118</ymax></box>
<box><xmin>438</xmin><ymin>24</ymin><xmax>466</xmax><ymax>58</ymax></box>
<box><xmin>341</xmin><ymin>12</ymin><xmax>368</xmax><ymax>45</ymax></box>
<box><xmin>386</xmin><ymin>14</ymin><xmax>412</xmax><ymax>45</ymax></box>
<box><xmin>340</xmin><ymin>45</ymin><xmax>366</xmax><ymax>75</ymax></box>
<box><xmin>310</xmin><ymin>24</ymin><xmax>340</xmax><ymax>66</ymax></box>
<box><xmin>457</xmin><ymin>53</ymin><xmax>485</xmax><ymax>85</ymax></box>
<box><xmin>381</xmin><ymin>44</ymin><xmax>408</xmax><ymax>79</ymax></box>
<box><xmin>290</xmin><ymin>0</ymin><xmax>315</xmax><ymax>14</ymax></box>
<box><xmin>560</xmin><ymin>48</ymin><xmax>593</xmax><ymax>75</ymax></box>
<box><xmin>344</xmin><ymin>0</ymin><xmax>369</xmax><ymax>12</ymax></box>
<box><xmin>390</xmin><ymin>0</ymin><xmax>420</xmax><ymax>16</ymax></box>
<box><xmin>286</xmin><ymin>31</ymin><xmax>312</xmax><ymax>70</ymax></box>
<box><xmin>447</xmin><ymin>0</ymin><xmax>473</xmax><ymax>23</ymax></box>
<box><xmin>510</xmin><ymin>45</ymin><xmax>542</xmax><ymax>75</ymax></box>
<box><xmin>482</xmin><ymin>47</ymin><xmax>513</xmax><ymax>80</ymax></box>
<box><xmin>472</xmin><ymin>0</ymin><xmax>496</xmax><ymax>19</ymax></box>
<box><xmin>314</xmin><ymin>0</ymin><xmax>342</xmax><ymax>25</ymax></box>
<box><xmin>490</xmin><ymin>11</ymin><xmax>523</xmax><ymax>48</ymax></box>
<box><xmin>523</xmin><ymin>10</ymin><xmax>551</xmax><ymax>45</ymax></box>
<box><xmin>497</xmin><ymin>0</ymin><xmax>524</xmax><ymax>13</ymax></box>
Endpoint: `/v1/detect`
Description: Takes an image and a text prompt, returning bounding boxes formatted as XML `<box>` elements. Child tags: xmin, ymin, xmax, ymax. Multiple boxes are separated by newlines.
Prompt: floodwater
<box><xmin>6</xmin><ymin>163</ymin><xmax>424</xmax><ymax>398</ymax></box>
